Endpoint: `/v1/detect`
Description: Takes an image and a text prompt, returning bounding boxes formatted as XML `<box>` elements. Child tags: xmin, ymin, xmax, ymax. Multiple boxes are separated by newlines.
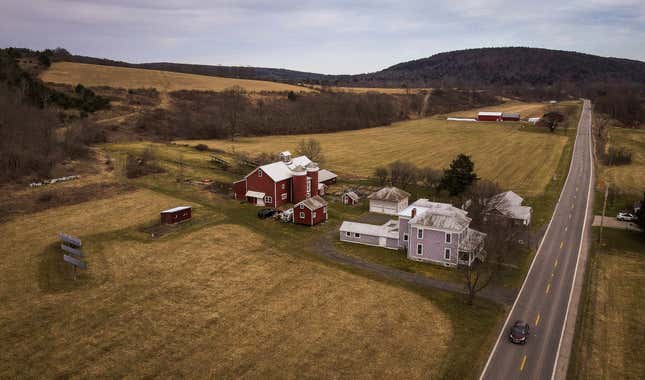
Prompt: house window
<box><xmin>281</xmin><ymin>183</ymin><xmax>286</xmax><ymax>190</ymax></box>
<box><xmin>346</xmin><ymin>231</ymin><xmax>351</xmax><ymax>237</ymax></box>
<box><xmin>265</xmin><ymin>196</ymin><xmax>272</xmax><ymax>203</ymax></box>
<box><xmin>445</xmin><ymin>233</ymin><xmax>451</xmax><ymax>243</ymax></box>
<box><xmin>258</xmin><ymin>170</ymin><xmax>262</xmax><ymax>177</ymax></box>
<box><xmin>299</xmin><ymin>212</ymin><xmax>305</xmax><ymax>219</ymax></box>
<box><xmin>444</xmin><ymin>248</ymin><xmax>451</xmax><ymax>260</ymax></box>
<box><xmin>416</xmin><ymin>243</ymin><xmax>423</xmax><ymax>255</ymax></box>
<box><xmin>355</xmin><ymin>233</ymin><xmax>361</xmax><ymax>238</ymax></box>
<box><xmin>299</xmin><ymin>204</ymin><xmax>304</xmax><ymax>209</ymax></box>
<box><xmin>281</xmin><ymin>193</ymin><xmax>288</xmax><ymax>200</ymax></box>
<box><xmin>403</xmin><ymin>233</ymin><xmax>409</xmax><ymax>242</ymax></box>
<box><xmin>417</xmin><ymin>229</ymin><xmax>423</xmax><ymax>239</ymax></box>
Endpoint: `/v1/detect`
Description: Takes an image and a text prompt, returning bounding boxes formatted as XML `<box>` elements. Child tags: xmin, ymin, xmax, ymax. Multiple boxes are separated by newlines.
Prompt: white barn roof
<box><xmin>252</xmin><ymin>155</ymin><xmax>312</xmax><ymax>182</ymax></box>
<box><xmin>478</xmin><ymin>111</ymin><xmax>503</xmax><ymax>116</ymax></box>
<box><xmin>485</xmin><ymin>191</ymin><xmax>532</xmax><ymax>222</ymax></box>
<box><xmin>368</xmin><ymin>187</ymin><xmax>410</xmax><ymax>202</ymax></box>
<box><xmin>161</xmin><ymin>206</ymin><xmax>191</xmax><ymax>213</ymax></box>
<box><xmin>340</xmin><ymin>220</ymin><xmax>399</xmax><ymax>239</ymax></box>
<box><xmin>296</xmin><ymin>195</ymin><xmax>327</xmax><ymax>210</ymax></box>
<box><xmin>318</xmin><ymin>169</ymin><xmax>337</xmax><ymax>183</ymax></box>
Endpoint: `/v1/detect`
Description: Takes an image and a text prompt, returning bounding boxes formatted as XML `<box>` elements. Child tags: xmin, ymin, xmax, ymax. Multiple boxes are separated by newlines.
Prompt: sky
<box><xmin>1</xmin><ymin>0</ymin><xmax>644</xmax><ymax>74</ymax></box>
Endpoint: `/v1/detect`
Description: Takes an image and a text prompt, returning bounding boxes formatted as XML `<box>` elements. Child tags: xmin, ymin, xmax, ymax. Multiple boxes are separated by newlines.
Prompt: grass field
<box><xmin>569</xmin><ymin>228</ymin><xmax>645</xmax><ymax>380</ymax></box>
<box><xmin>1</xmin><ymin>160</ymin><xmax>503</xmax><ymax>378</ymax></box>
<box><xmin>178</xmin><ymin>109</ymin><xmax>573</xmax><ymax>196</ymax></box>
<box><xmin>598</xmin><ymin>127</ymin><xmax>645</xmax><ymax>194</ymax></box>
<box><xmin>41</xmin><ymin>62</ymin><xmax>314</xmax><ymax>93</ymax></box>
<box><xmin>447</xmin><ymin>101</ymin><xmax>550</xmax><ymax>119</ymax></box>
<box><xmin>310</xmin><ymin>85</ymin><xmax>432</xmax><ymax>94</ymax></box>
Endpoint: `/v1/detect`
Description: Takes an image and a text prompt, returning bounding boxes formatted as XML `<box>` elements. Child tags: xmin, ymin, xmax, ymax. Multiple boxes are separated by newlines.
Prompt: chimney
<box><xmin>411</xmin><ymin>208</ymin><xmax>417</xmax><ymax>218</ymax></box>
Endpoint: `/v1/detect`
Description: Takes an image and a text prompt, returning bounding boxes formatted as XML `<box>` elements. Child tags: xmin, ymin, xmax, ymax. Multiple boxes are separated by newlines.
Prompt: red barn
<box><xmin>160</xmin><ymin>206</ymin><xmax>192</xmax><ymax>224</ymax></box>
<box><xmin>318</xmin><ymin>169</ymin><xmax>338</xmax><ymax>185</ymax></box>
<box><xmin>477</xmin><ymin>111</ymin><xmax>502</xmax><ymax>121</ymax></box>
<box><xmin>342</xmin><ymin>191</ymin><xmax>360</xmax><ymax>205</ymax></box>
<box><xmin>234</xmin><ymin>151</ymin><xmax>327</xmax><ymax>208</ymax></box>
<box><xmin>502</xmin><ymin>112</ymin><xmax>520</xmax><ymax>121</ymax></box>
<box><xmin>294</xmin><ymin>196</ymin><xmax>328</xmax><ymax>226</ymax></box>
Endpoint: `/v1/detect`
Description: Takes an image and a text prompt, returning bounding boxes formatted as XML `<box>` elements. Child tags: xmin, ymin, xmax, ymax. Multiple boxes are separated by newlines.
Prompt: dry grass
<box><xmin>599</xmin><ymin>127</ymin><xmax>645</xmax><ymax>194</ymax></box>
<box><xmin>569</xmin><ymin>229</ymin><xmax>645</xmax><ymax>380</ymax></box>
<box><xmin>0</xmin><ymin>189</ymin><xmax>457</xmax><ymax>378</ymax></box>
<box><xmin>447</xmin><ymin>101</ymin><xmax>550</xmax><ymax>119</ymax></box>
<box><xmin>178</xmin><ymin>114</ymin><xmax>570</xmax><ymax>196</ymax></box>
<box><xmin>41</xmin><ymin>62</ymin><xmax>314</xmax><ymax>93</ymax></box>
<box><xmin>311</xmin><ymin>85</ymin><xmax>432</xmax><ymax>94</ymax></box>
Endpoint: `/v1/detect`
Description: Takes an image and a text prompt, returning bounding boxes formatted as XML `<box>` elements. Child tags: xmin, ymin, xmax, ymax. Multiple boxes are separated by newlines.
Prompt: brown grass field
<box><xmin>569</xmin><ymin>229</ymin><xmax>645</xmax><ymax>380</ymax></box>
<box><xmin>447</xmin><ymin>101</ymin><xmax>550</xmax><ymax>119</ymax></box>
<box><xmin>0</xmin><ymin>187</ymin><xmax>474</xmax><ymax>378</ymax></box>
<box><xmin>598</xmin><ymin>127</ymin><xmax>645</xmax><ymax>194</ymax></box>
<box><xmin>310</xmin><ymin>85</ymin><xmax>432</xmax><ymax>94</ymax></box>
<box><xmin>178</xmin><ymin>104</ymin><xmax>575</xmax><ymax>196</ymax></box>
<box><xmin>41</xmin><ymin>62</ymin><xmax>314</xmax><ymax>93</ymax></box>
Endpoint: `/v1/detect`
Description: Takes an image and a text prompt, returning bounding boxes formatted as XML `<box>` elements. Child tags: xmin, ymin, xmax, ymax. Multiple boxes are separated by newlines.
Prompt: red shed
<box><xmin>160</xmin><ymin>206</ymin><xmax>192</xmax><ymax>224</ymax></box>
<box><xmin>477</xmin><ymin>111</ymin><xmax>502</xmax><ymax>121</ymax></box>
<box><xmin>342</xmin><ymin>191</ymin><xmax>360</xmax><ymax>205</ymax></box>
<box><xmin>294</xmin><ymin>196</ymin><xmax>328</xmax><ymax>226</ymax></box>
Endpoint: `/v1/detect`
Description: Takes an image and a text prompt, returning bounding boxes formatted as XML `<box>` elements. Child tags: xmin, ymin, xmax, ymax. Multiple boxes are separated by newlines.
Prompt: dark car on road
<box><xmin>509</xmin><ymin>320</ymin><xmax>530</xmax><ymax>344</ymax></box>
<box><xmin>257</xmin><ymin>208</ymin><xmax>277</xmax><ymax>219</ymax></box>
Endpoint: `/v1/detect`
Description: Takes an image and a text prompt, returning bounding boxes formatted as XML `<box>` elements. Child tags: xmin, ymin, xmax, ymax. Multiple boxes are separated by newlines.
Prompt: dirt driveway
<box><xmin>592</xmin><ymin>216</ymin><xmax>642</xmax><ymax>232</ymax></box>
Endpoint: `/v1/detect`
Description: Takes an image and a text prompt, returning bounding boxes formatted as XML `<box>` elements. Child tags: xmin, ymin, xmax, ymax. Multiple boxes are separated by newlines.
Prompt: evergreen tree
<box><xmin>439</xmin><ymin>154</ymin><xmax>478</xmax><ymax>195</ymax></box>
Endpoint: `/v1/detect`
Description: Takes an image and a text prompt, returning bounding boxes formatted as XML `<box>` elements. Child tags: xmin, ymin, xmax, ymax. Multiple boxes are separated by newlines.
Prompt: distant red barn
<box><xmin>294</xmin><ymin>196</ymin><xmax>328</xmax><ymax>226</ymax></box>
<box><xmin>160</xmin><ymin>206</ymin><xmax>192</xmax><ymax>224</ymax></box>
<box><xmin>477</xmin><ymin>111</ymin><xmax>502</xmax><ymax>121</ymax></box>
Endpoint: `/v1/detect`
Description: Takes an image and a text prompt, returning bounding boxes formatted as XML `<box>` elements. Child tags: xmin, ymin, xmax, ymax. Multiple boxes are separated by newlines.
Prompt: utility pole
<box><xmin>599</xmin><ymin>183</ymin><xmax>608</xmax><ymax>245</ymax></box>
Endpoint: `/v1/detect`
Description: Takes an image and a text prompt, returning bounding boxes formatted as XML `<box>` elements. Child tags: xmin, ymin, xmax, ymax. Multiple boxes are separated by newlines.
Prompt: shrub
<box><xmin>194</xmin><ymin>143</ymin><xmax>209</xmax><ymax>151</ymax></box>
<box><xmin>605</xmin><ymin>147</ymin><xmax>632</xmax><ymax>166</ymax></box>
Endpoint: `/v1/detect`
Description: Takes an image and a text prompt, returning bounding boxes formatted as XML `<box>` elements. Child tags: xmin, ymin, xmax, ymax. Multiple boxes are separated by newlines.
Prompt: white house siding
<box><xmin>369</xmin><ymin>199</ymin><xmax>408</xmax><ymax>215</ymax></box>
<box><xmin>339</xmin><ymin>231</ymin><xmax>398</xmax><ymax>250</ymax></box>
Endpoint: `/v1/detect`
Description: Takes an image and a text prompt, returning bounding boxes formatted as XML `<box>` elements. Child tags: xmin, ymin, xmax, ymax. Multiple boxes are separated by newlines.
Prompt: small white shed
<box><xmin>368</xmin><ymin>187</ymin><xmax>410</xmax><ymax>215</ymax></box>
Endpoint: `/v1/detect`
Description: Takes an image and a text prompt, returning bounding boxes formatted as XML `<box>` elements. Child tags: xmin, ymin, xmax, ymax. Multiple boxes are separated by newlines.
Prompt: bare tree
<box><xmin>373</xmin><ymin>166</ymin><xmax>388</xmax><ymax>186</ymax></box>
<box><xmin>420</xmin><ymin>166</ymin><xmax>442</xmax><ymax>189</ymax></box>
<box><xmin>462</xmin><ymin>180</ymin><xmax>502</xmax><ymax>229</ymax></box>
<box><xmin>388</xmin><ymin>160</ymin><xmax>417</xmax><ymax>188</ymax></box>
<box><xmin>221</xmin><ymin>86</ymin><xmax>248</xmax><ymax>141</ymax></box>
<box><xmin>294</xmin><ymin>138</ymin><xmax>325</xmax><ymax>163</ymax></box>
<box><xmin>462</xmin><ymin>218</ymin><xmax>520</xmax><ymax>305</ymax></box>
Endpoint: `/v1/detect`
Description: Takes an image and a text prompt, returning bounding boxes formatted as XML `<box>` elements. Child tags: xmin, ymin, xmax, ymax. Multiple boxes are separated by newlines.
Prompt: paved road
<box><xmin>480</xmin><ymin>100</ymin><xmax>594</xmax><ymax>380</ymax></box>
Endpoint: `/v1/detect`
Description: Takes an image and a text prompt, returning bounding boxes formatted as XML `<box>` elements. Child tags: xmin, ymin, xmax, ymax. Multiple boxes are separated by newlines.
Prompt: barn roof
<box><xmin>368</xmin><ymin>187</ymin><xmax>410</xmax><ymax>202</ymax></box>
<box><xmin>485</xmin><ymin>191</ymin><xmax>532</xmax><ymax>221</ymax></box>
<box><xmin>340</xmin><ymin>220</ymin><xmax>399</xmax><ymax>239</ymax></box>
<box><xmin>245</xmin><ymin>190</ymin><xmax>266</xmax><ymax>199</ymax></box>
<box><xmin>345</xmin><ymin>191</ymin><xmax>360</xmax><ymax>201</ymax></box>
<box><xmin>478</xmin><ymin>111</ymin><xmax>502</xmax><ymax>116</ymax></box>
<box><xmin>251</xmin><ymin>155</ymin><xmax>313</xmax><ymax>182</ymax></box>
<box><xmin>161</xmin><ymin>206</ymin><xmax>191</xmax><ymax>213</ymax></box>
<box><xmin>318</xmin><ymin>169</ymin><xmax>337</xmax><ymax>183</ymax></box>
<box><xmin>502</xmin><ymin>112</ymin><xmax>520</xmax><ymax>118</ymax></box>
<box><xmin>296</xmin><ymin>195</ymin><xmax>327</xmax><ymax>210</ymax></box>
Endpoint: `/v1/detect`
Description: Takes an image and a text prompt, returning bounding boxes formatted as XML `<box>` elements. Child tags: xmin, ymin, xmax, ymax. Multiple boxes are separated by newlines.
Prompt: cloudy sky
<box><xmin>1</xmin><ymin>0</ymin><xmax>644</xmax><ymax>74</ymax></box>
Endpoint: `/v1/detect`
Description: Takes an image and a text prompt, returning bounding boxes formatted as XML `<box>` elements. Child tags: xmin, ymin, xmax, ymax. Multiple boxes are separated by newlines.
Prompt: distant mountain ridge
<box><xmin>55</xmin><ymin>47</ymin><xmax>645</xmax><ymax>90</ymax></box>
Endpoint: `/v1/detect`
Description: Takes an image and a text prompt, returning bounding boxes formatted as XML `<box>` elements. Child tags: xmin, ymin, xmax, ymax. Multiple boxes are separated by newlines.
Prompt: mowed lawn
<box><xmin>41</xmin><ymin>62</ymin><xmax>314</xmax><ymax>93</ymax></box>
<box><xmin>599</xmin><ymin>127</ymin><xmax>645</xmax><ymax>194</ymax></box>
<box><xmin>180</xmin><ymin>116</ymin><xmax>570</xmax><ymax>196</ymax></box>
<box><xmin>569</xmin><ymin>229</ymin><xmax>645</xmax><ymax>380</ymax></box>
<box><xmin>1</xmin><ymin>187</ymin><xmax>471</xmax><ymax>378</ymax></box>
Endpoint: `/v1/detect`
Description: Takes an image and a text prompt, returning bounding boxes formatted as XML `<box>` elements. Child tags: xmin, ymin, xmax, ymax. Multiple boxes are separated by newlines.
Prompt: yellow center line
<box><xmin>546</xmin><ymin>283</ymin><xmax>551</xmax><ymax>294</ymax></box>
<box><xmin>535</xmin><ymin>314</ymin><xmax>541</xmax><ymax>326</ymax></box>
<box><xmin>571</xmin><ymin>204</ymin><xmax>574</xmax><ymax>209</ymax></box>
<box><xmin>565</xmin><ymin>226</ymin><xmax>568</xmax><ymax>232</ymax></box>
<box><xmin>576</xmin><ymin>186</ymin><xmax>579</xmax><ymax>192</ymax></box>
<box><xmin>569</xmin><ymin>213</ymin><xmax>572</xmax><ymax>219</ymax></box>
<box><xmin>552</xmin><ymin>272</ymin><xmax>555</xmax><ymax>278</ymax></box>
<box><xmin>520</xmin><ymin>355</ymin><xmax>527</xmax><ymax>371</ymax></box>
<box><xmin>554</xmin><ymin>259</ymin><xmax>558</xmax><ymax>267</ymax></box>
<box><xmin>560</xmin><ymin>241</ymin><xmax>564</xmax><ymax>249</ymax></box>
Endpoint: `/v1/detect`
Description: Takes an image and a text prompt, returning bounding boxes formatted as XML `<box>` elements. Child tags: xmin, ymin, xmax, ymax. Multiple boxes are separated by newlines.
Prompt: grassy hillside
<box><xmin>448</xmin><ymin>101</ymin><xmax>549</xmax><ymax>119</ymax></box>
<box><xmin>569</xmin><ymin>228</ymin><xmax>645</xmax><ymax>380</ymax></box>
<box><xmin>178</xmin><ymin>102</ymin><xmax>576</xmax><ymax>196</ymax></box>
<box><xmin>41</xmin><ymin>62</ymin><xmax>314</xmax><ymax>93</ymax></box>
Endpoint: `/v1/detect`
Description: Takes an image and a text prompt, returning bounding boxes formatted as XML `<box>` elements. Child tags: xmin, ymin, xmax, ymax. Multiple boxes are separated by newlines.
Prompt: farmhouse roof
<box><xmin>399</xmin><ymin>199</ymin><xmax>468</xmax><ymax>219</ymax></box>
<box><xmin>368</xmin><ymin>187</ymin><xmax>410</xmax><ymax>202</ymax></box>
<box><xmin>318</xmin><ymin>169</ymin><xmax>337</xmax><ymax>183</ymax></box>
<box><xmin>485</xmin><ymin>191</ymin><xmax>532</xmax><ymax>221</ymax></box>
<box><xmin>296</xmin><ymin>195</ymin><xmax>327</xmax><ymax>210</ymax></box>
<box><xmin>252</xmin><ymin>155</ymin><xmax>312</xmax><ymax>182</ymax></box>
<box><xmin>478</xmin><ymin>111</ymin><xmax>503</xmax><ymax>116</ymax></box>
<box><xmin>458</xmin><ymin>228</ymin><xmax>487</xmax><ymax>253</ymax></box>
<box><xmin>340</xmin><ymin>220</ymin><xmax>399</xmax><ymax>239</ymax></box>
<box><xmin>410</xmin><ymin>210</ymin><xmax>472</xmax><ymax>232</ymax></box>
<box><xmin>345</xmin><ymin>191</ymin><xmax>360</xmax><ymax>201</ymax></box>
<box><xmin>161</xmin><ymin>206</ymin><xmax>191</xmax><ymax>213</ymax></box>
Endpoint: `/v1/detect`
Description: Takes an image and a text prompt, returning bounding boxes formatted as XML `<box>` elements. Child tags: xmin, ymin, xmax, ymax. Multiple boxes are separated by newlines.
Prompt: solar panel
<box><xmin>61</xmin><ymin>244</ymin><xmax>84</xmax><ymax>257</ymax></box>
<box><xmin>63</xmin><ymin>255</ymin><xmax>87</xmax><ymax>269</ymax></box>
<box><xmin>59</xmin><ymin>233</ymin><xmax>82</xmax><ymax>247</ymax></box>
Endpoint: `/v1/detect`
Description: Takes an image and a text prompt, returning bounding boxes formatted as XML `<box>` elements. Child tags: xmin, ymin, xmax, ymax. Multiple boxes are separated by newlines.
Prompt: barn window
<box><xmin>281</xmin><ymin>193</ymin><xmax>287</xmax><ymax>200</ymax></box>
<box><xmin>281</xmin><ymin>183</ymin><xmax>286</xmax><ymax>189</ymax></box>
<box><xmin>265</xmin><ymin>196</ymin><xmax>272</xmax><ymax>203</ymax></box>
<box><xmin>417</xmin><ymin>229</ymin><xmax>423</xmax><ymax>239</ymax></box>
<box><xmin>416</xmin><ymin>243</ymin><xmax>423</xmax><ymax>255</ymax></box>
<box><xmin>346</xmin><ymin>231</ymin><xmax>351</xmax><ymax>237</ymax></box>
<box><xmin>445</xmin><ymin>233</ymin><xmax>451</xmax><ymax>243</ymax></box>
<box><xmin>299</xmin><ymin>212</ymin><xmax>305</xmax><ymax>219</ymax></box>
<box><xmin>354</xmin><ymin>233</ymin><xmax>360</xmax><ymax>238</ymax></box>
<box><xmin>444</xmin><ymin>248</ymin><xmax>451</xmax><ymax>260</ymax></box>
<box><xmin>403</xmin><ymin>233</ymin><xmax>408</xmax><ymax>242</ymax></box>
<box><xmin>299</xmin><ymin>204</ymin><xmax>304</xmax><ymax>209</ymax></box>
<box><xmin>258</xmin><ymin>170</ymin><xmax>263</xmax><ymax>177</ymax></box>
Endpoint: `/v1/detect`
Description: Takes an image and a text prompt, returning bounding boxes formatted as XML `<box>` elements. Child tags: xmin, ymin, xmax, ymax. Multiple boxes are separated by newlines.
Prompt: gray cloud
<box><xmin>1</xmin><ymin>0</ymin><xmax>643</xmax><ymax>74</ymax></box>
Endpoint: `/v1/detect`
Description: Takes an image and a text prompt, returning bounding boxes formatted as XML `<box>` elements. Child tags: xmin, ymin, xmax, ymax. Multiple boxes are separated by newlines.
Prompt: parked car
<box><xmin>257</xmin><ymin>208</ymin><xmax>276</xmax><ymax>219</ymax></box>
<box><xmin>617</xmin><ymin>212</ymin><xmax>637</xmax><ymax>222</ymax></box>
<box><xmin>509</xmin><ymin>320</ymin><xmax>530</xmax><ymax>344</ymax></box>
